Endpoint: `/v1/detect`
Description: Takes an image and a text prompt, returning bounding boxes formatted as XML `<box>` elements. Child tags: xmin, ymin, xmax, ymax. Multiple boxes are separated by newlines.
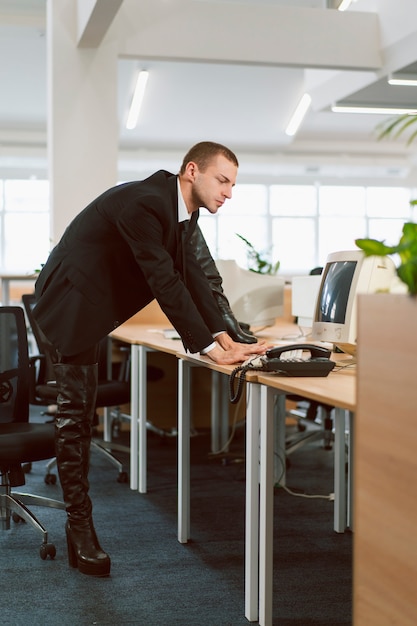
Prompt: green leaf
<box><xmin>235</xmin><ymin>232</ymin><xmax>280</xmax><ymax>275</ymax></box>
<box><xmin>355</xmin><ymin>238</ymin><xmax>396</xmax><ymax>256</ymax></box>
<box><xmin>356</xmin><ymin>222</ymin><xmax>417</xmax><ymax>295</ymax></box>
<box><xmin>397</xmin><ymin>259</ymin><xmax>417</xmax><ymax>295</ymax></box>
<box><xmin>377</xmin><ymin>114</ymin><xmax>417</xmax><ymax>143</ymax></box>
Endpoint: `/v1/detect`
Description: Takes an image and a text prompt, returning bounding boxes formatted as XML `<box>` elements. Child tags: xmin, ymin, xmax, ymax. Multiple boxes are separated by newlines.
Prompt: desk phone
<box><xmin>229</xmin><ymin>343</ymin><xmax>335</xmax><ymax>404</ymax></box>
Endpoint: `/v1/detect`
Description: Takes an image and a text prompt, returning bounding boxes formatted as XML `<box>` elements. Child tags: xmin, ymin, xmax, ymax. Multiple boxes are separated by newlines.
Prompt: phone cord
<box><xmin>229</xmin><ymin>364</ymin><xmax>252</xmax><ymax>404</ymax></box>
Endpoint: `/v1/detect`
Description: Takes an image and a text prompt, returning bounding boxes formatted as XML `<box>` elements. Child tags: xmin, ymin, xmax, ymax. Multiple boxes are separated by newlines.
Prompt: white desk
<box><xmin>176</xmin><ymin>354</ymin><xmax>258</xmax><ymax>544</ymax></box>
<box><xmin>111</xmin><ymin>323</ymin><xmax>234</xmax><ymax>493</ymax></box>
<box><xmin>113</xmin><ymin>321</ymin><xmax>356</xmax><ymax>626</ymax></box>
<box><xmin>111</xmin><ymin>323</ymin><xmax>182</xmax><ymax>492</ymax></box>
<box><xmin>250</xmin><ymin>368</ymin><xmax>355</xmax><ymax>626</ymax></box>
<box><xmin>176</xmin><ymin>349</ymin><xmax>355</xmax><ymax>626</ymax></box>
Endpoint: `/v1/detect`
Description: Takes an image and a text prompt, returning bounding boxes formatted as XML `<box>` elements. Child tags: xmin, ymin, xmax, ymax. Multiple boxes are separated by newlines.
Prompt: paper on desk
<box><xmin>147</xmin><ymin>328</ymin><xmax>181</xmax><ymax>340</ymax></box>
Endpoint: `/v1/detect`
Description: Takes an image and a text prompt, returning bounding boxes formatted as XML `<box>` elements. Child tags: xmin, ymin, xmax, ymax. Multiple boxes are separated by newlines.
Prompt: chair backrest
<box><xmin>0</xmin><ymin>306</ymin><xmax>29</xmax><ymax>424</ymax></box>
<box><xmin>22</xmin><ymin>293</ymin><xmax>130</xmax><ymax>406</ymax></box>
<box><xmin>23</xmin><ymin>292</ymin><xmax>115</xmax><ymax>382</ymax></box>
<box><xmin>22</xmin><ymin>292</ymin><xmax>56</xmax><ymax>383</ymax></box>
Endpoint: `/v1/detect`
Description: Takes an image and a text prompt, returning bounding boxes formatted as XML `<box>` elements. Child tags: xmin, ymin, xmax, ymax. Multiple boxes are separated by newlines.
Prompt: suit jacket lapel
<box><xmin>181</xmin><ymin>209</ymin><xmax>199</xmax><ymax>285</ymax></box>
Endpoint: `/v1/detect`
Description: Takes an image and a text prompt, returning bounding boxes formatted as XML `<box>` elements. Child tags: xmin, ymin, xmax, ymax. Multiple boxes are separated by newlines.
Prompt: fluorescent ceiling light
<box><xmin>338</xmin><ymin>0</ymin><xmax>354</xmax><ymax>11</ymax></box>
<box><xmin>126</xmin><ymin>70</ymin><xmax>149</xmax><ymax>130</ymax></box>
<box><xmin>388</xmin><ymin>75</ymin><xmax>417</xmax><ymax>87</ymax></box>
<box><xmin>331</xmin><ymin>105</ymin><xmax>417</xmax><ymax>115</ymax></box>
<box><xmin>285</xmin><ymin>93</ymin><xmax>312</xmax><ymax>136</ymax></box>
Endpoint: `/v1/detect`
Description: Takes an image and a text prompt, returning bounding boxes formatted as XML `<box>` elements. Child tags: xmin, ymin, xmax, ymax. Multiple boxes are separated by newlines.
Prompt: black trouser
<box><xmin>52</xmin><ymin>344</ymin><xmax>99</xmax><ymax>366</ymax></box>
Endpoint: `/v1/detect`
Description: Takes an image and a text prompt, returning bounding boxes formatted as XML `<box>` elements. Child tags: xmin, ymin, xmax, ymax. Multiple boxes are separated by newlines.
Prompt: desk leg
<box><xmin>333</xmin><ymin>407</ymin><xmax>347</xmax><ymax>533</ymax></box>
<box><xmin>211</xmin><ymin>370</ymin><xmax>220</xmax><ymax>453</ymax></box>
<box><xmin>273</xmin><ymin>391</ymin><xmax>287</xmax><ymax>487</ymax></box>
<box><xmin>130</xmin><ymin>345</ymin><xmax>139</xmax><ymax>491</ymax></box>
<box><xmin>1</xmin><ymin>279</ymin><xmax>10</xmax><ymax>306</ymax></box>
<box><xmin>178</xmin><ymin>359</ymin><xmax>191</xmax><ymax>543</ymax></box>
<box><xmin>259</xmin><ymin>385</ymin><xmax>278</xmax><ymax>626</ymax></box>
<box><xmin>137</xmin><ymin>345</ymin><xmax>148</xmax><ymax>494</ymax></box>
<box><xmin>347</xmin><ymin>410</ymin><xmax>354</xmax><ymax>531</ymax></box>
<box><xmin>220</xmin><ymin>374</ymin><xmax>230</xmax><ymax>451</ymax></box>
<box><xmin>210</xmin><ymin>372</ymin><xmax>230</xmax><ymax>454</ymax></box>
<box><xmin>245</xmin><ymin>381</ymin><xmax>260</xmax><ymax>623</ymax></box>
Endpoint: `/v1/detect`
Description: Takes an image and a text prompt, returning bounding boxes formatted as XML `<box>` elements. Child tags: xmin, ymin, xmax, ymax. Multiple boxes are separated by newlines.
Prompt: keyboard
<box><xmin>279</xmin><ymin>348</ymin><xmax>303</xmax><ymax>361</ymax></box>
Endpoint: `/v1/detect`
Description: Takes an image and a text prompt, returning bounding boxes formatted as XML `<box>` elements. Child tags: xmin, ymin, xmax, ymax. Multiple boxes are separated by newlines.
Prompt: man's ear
<box><xmin>185</xmin><ymin>161</ymin><xmax>197</xmax><ymax>180</ymax></box>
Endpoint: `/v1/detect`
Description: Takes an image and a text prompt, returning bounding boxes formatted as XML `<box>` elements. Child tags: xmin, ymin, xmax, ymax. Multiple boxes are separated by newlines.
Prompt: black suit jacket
<box><xmin>33</xmin><ymin>170</ymin><xmax>224</xmax><ymax>356</ymax></box>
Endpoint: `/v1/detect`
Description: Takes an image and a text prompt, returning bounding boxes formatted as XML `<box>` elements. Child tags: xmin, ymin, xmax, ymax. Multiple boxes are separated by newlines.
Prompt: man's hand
<box><xmin>205</xmin><ymin>332</ymin><xmax>272</xmax><ymax>365</ymax></box>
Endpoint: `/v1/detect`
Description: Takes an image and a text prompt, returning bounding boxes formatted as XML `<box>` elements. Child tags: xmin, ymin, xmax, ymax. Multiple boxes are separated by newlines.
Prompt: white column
<box><xmin>47</xmin><ymin>0</ymin><xmax>118</xmax><ymax>244</ymax></box>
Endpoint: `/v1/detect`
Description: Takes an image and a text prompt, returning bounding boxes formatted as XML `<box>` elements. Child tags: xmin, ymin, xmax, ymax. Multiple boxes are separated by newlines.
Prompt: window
<box><xmin>1</xmin><ymin>177</ymin><xmax>415</xmax><ymax>279</ymax></box>
<box><xmin>0</xmin><ymin>179</ymin><xmax>50</xmax><ymax>270</ymax></box>
<box><xmin>199</xmin><ymin>183</ymin><xmax>416</xmax><ymax>276</ymax></box>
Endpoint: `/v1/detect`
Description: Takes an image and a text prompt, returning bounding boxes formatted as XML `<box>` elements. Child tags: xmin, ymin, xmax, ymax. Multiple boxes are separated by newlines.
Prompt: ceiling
<box><xmin>1</xmin><ymin>0</ymin><xmax>417</xmax><ymax>183</ymax></box>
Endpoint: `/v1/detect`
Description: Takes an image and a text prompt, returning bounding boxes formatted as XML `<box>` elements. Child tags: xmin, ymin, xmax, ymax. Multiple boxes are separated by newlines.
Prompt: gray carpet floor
<box><xmin>1</xmin><ymin>410</ymin><xmax>352</xmax><ymax>625</ymax></box>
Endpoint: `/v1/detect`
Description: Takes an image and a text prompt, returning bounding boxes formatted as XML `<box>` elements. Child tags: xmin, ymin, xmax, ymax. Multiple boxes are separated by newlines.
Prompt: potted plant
<box><xmin>357</xmin><ymin>112</ymin><xmax>417</xmax><ymax>295</ymax></box>
<box><xmin>377</xmin><ymin>114</ymin><xmax>417</xmax><ymax>145</ymax></box>
<box><xmin>355</xmin><ymin>221</ymin><xmax>417</xmax><ymax>295</ymax></box>
<box><xmin>236</xmin><ymin>233</ymin><xmax>280</xmax><ymax>275</ymax></box>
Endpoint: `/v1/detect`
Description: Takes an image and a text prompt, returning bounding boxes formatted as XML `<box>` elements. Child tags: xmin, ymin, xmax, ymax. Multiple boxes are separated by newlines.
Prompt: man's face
<box><xmin>190</xmin><ymin>155</ymin><xmax>238</xmax><ymax>214</ymax></box>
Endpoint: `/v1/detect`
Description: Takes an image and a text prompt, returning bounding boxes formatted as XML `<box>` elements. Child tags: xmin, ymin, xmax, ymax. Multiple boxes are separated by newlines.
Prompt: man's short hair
<box><xmin>179</xmin><ymin>141</ymin><xmax>239</xmax><ymax>174</ymax></box>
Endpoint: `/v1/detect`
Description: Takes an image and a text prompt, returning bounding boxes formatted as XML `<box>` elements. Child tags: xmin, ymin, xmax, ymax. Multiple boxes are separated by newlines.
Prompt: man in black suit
<box><xmin>33</xmin><ymin>141</ymin><xmax>268</xmax><ymax>577</ymax></box>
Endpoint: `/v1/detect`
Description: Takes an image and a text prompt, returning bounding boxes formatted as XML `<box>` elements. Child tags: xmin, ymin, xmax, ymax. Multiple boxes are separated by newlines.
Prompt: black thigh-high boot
<box><xmin>54</xmin><ymin>363</ymin><xmax>111</xmax><ymax>577</ymax></box>
<box><xmin>190</xmin><ymin>225</ymin><xmax>257</xmax><ymax>344</ymax></box>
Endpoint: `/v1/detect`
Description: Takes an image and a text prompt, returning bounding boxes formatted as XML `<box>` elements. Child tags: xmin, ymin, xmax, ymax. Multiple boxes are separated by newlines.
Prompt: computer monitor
<box><xmin>215</xmin><ymin>259</ymin><xmax>285</xmax><ymax>328</ymax></box>
<box><xmin>291</xmin><ymin>274</ymin><xmax>322</xmax><ymax>328</ymax></box>
<box><xmin>311</xmin><ymin>250</ymin><xmax>396</xmax><ymax>355</ymax></box>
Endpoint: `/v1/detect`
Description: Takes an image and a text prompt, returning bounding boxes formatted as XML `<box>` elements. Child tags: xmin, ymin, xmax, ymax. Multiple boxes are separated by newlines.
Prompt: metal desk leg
<box><xmin>129</xmin><ymin>344</ymin><xmax>139</xmax><ymax>491</ymax></box>
<box><xmin>1</xmin><ymin>279</ymin><xmax>10</xmax><ymax>305</ymax></box>
<box><xmin>347</xmin><ymin>410</ymin><xmax>354</xmax><ymax>530</ymax></box>
<box><xmin>178</xmin><ymin>358</ymin><xmax>191</xmax><ymax>543</ymax></box>
<box><xmin>259</xmin><ymin>386</ymin><xmax>283</xmax><ymax>626</ymax></box>
<box><xmin>211</xmin><ymin>372</ymin><xmax>230</xmax><ymax>454</ymax></box>
<box><xmin>103</xmin><ymin>337</ymin><xmax>113</xmax><ymax>444</ymax></box>
<box><xmin>211</xmin><ymin>370</ymin><xmax>220</xmax><ymax>453</ymax></box>
<box><xmin>333</xmin><ymin>407</ymin><xmax>347</xmax><ymax>532</ymax></box>
<box><xmin>137</xmin><ymin>344</ymin><xmax>148</xmax><ymax>494</ymax></box>
<box><xmin>273</xmin><ymin>391</ymin><xmax>287</xmax><ymax>486</ymax></box>
<box><xmin>220</xmin><ymin>373</ymin><xmax>230</xmax><ymax>450</ymax></box>
<box><xmin>245</xmin><ymin>381</ymin><xmax>261</xmax><ymax>622</ymax></box>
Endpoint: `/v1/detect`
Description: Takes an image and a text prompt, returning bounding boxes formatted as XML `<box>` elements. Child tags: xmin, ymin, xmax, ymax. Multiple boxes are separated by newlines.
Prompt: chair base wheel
<box><xmin>44</xmin><ymin>473</ymin><xmax>57</xmax><ymax>485</ymax></box>
<box><xmin>40</xmin><ymin>543</ymin><xmax>56</xmax><ymax>560</ymax></box>
<box><xmin>117</xmin><ymin>471</ymin><xmax>128</xmax><ymax>484</ymax></box>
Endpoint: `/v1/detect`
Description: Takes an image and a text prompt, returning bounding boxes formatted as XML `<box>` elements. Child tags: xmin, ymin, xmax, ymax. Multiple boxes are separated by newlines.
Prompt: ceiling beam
<box><xmin>116</xmin><ymin>1</ymin><xmax>381</xmax><ymax>71</ymax></box>
<box><xmin>77</xmin><ymin>0</ymin><xmax>124</xmax><ymax>48</ymax></box>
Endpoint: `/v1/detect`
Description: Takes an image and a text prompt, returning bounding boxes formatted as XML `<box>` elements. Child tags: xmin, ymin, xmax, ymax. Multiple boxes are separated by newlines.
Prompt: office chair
<box><xmin>0</xmin><ymin>306</ymin><xmax>66</xmax><ymax>559</ymax></box>
<box><xmin>22</xmin><ymin>293</ymin><xmax>131</xmax><ymax>484</ymax></box>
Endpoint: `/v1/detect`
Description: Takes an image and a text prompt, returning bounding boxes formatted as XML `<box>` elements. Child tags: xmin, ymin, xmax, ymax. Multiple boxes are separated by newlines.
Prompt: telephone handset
<box><xmin>229</xmin><ymin>343</ymin><xmax>335</xmax><ymax>404</ymax></box>
<box><xmin>265</xmin><ymin>343</ymin><xmax>332</xmax><ymax>361</ymax></box>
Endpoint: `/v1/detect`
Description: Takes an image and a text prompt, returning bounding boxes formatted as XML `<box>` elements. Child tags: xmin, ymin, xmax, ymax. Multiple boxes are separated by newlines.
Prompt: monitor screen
<box><xmin>315</xmin><ymin>260</ymin><xmax>357</xmax><ymax>325</ymax></box>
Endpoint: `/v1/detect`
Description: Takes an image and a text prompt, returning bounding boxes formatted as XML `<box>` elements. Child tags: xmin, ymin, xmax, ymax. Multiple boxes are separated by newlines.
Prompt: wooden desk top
<box><xmin>179</xmin><ymin>350</ymin><xmax>260</xmax><ymax>380</ymax></box>
<box><xmin>256</xmin><ymin>363</ymin><xmax>356</xmax><ymax>412</ymax></box>
<box><xmin>111</xmin><ymin>323</ymin><xmax>186</xmax><ymax>356</ymax></box>
<box><xmin>111</xmin><ymin>320</ymin><xmax>356</xmax><ymax>411</ymax></box>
